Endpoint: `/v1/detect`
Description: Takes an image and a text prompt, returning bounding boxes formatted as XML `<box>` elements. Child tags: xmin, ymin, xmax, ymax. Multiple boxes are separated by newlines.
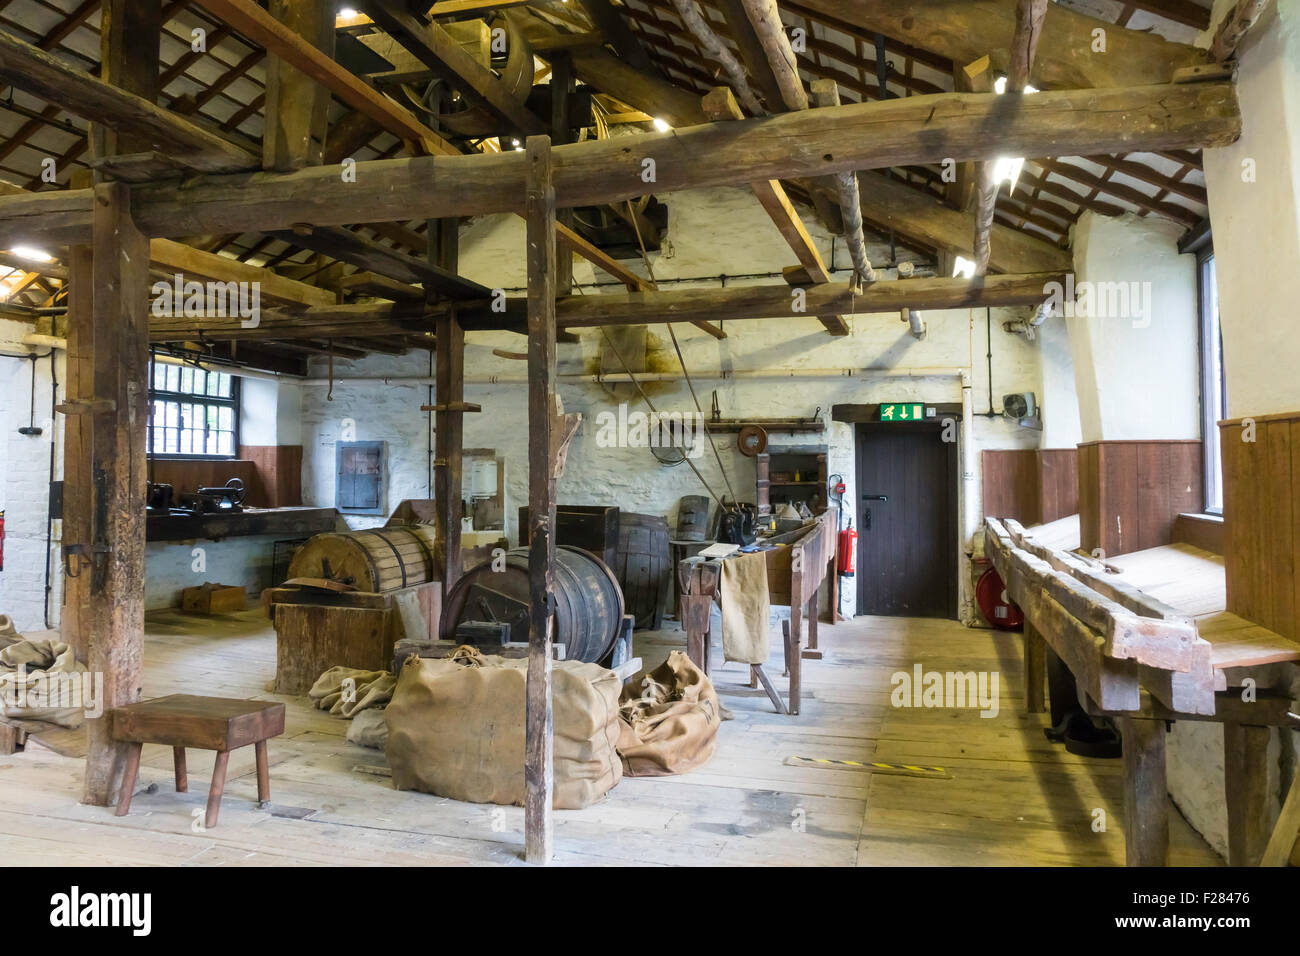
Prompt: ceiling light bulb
<box><xmin>339</xmin><ymin>7</ymin><xmax>359</xmax><ymax>18</ymax></box>
<box><xmin>9</xmin><ymin>246</ymin><xmax>52</xmax><ymax>262</ymax></box>
<box><xmin>991</xmin><ymin>156</ymin><xmax>1025</xmax><ymax>193</ymax></box>
<box><xmin>953</xmin><ymin>256</ymin><xmax>976</xmax><ymax>279</ymax></box>
<box><xmin>652</xmin><ymin>118</ymin><xmax>670</xmax><ymax>132</ymax></box>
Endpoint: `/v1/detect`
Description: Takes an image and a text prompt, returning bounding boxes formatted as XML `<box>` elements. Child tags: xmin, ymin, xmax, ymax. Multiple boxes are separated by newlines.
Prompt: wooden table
<box><xmin>678</xmin><ymin>509</ymin><xmax>837</xmax><ymax>715</ymax></box>
<box><xmin>111</xmin><ymin>695</ymin><xmax>286</xmax><ymax>828</ymax></box>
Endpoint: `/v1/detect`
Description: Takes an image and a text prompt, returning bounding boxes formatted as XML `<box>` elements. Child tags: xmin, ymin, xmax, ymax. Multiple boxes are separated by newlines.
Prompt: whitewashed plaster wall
<box><xmin>1068</xmin><ymin>211</ymin><xmax>1200</xmax><ymax>443</ymax></box>
<box><xmin>300</xmin><ymin>185</ymin><xmax>1068</xmax><ymax>620</ymax></box>
<box><xmin>0</xmin><ymin>320</ymin><xmax>62</xmax><ymax>632</ymax></box>
<box><xmin>1200</xmin><ymin>0</ymin><xmax>1300</xmax><ymax>418</ymax></box>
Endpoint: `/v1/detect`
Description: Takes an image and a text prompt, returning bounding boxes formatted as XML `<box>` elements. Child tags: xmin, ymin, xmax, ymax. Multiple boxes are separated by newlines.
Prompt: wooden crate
<box><xmin>268</xmin><ymin>581</ymin><xmax>440</xmax><ymax>695</ymax></box>
<box><xmin>181</xmin><ymin>583</ymin><xmax>247</xmax><ymax>615</ymax></box>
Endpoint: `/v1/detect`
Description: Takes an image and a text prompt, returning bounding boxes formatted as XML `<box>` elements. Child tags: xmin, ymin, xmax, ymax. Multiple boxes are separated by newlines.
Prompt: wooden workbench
<box><xmin>678</xmin><ymin>508</ymin><xmax>837</xmax><ymax>715</ymax></box>
<box><xmin>987</xmin><ymin>517</ymin><xmax>1300</xmax><ymax>866</ymax></box>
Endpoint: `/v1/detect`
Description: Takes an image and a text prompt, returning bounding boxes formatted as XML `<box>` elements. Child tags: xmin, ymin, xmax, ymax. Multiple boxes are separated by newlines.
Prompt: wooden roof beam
<box><xmin>267</xmin><ymin>224</ymin><xmax>490</xmax><ymax>301</ymax></box>
<box><xmin>792</xmin><ymin>0</ymin><xmax>1207</xmax><ymax>89</ymax></box>
<box><xmin>169</xmin><ymin>271</ymin><xmax>1062</xmax><ymax>339</ymax></box>
<box><xmin>554</xmin><ymin>213</ymin><xmax>727</xmax><ymax>339</ymax></box>
<box><xmin>360</xmin><ymin>0</ymin><xmax>547</xmax><ymax>137</ymax></box>
<box><xmin>701</xmin><ymin>85</ymin><xmax>848</xmax><ymax>334</ymax></box>
<box><xmin>576</xmin><ymin>0</ymin><xmax>657</xmax><ymax>73</ymax></box>
<box><xmin>1127</xmin><ymin>0</ymin><xmax>1213</xmax><ymax>30</ymax></box>
<box><xmin>0</xmin><ymin>82</ymin><xmax>1240</xmax><ymax>246</ymax></box>
<box><xmin>511</xmin><ymin>12</ymin><xmax>708</xmax><ymax>127</ymax></box>
<box><xmin>974</xmin><ymin>0</ymin><xmax>1046</xmax><ymax>276</ymax></box>
<box><xmin>0</xmin><ymin>28</ymin><xmax>255</xmax><ymax>173</ymax></box>
<box><xmin>856</xmin><ymin>170</ymin><xmax>1072</xmax><ymax>275</ymax></box>
<box><xmin>188</xmin><ymin>0</ymin><xmax>455</xmax><ymax>156</ymax></box>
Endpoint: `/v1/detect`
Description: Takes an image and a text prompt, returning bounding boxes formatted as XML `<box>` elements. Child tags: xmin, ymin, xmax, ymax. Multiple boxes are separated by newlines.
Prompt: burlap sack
<box><xmin>309</xmin><ymin>666</ymin><xmax>396</xmax><ymax>717</ymax></box>
<box><xmin>0</xmin><ymin>636</ymin><xmax>91</xmax><ymax>728</ymax></box>
<box><xmin>617</xmin><ymin>650</ymin><xmax>720</xmax><ymax>776</ymax></box>
<box><xmin>385</xmin><ymin>645</ymin><xmax>623</xmax><ymax>809</ymax></box>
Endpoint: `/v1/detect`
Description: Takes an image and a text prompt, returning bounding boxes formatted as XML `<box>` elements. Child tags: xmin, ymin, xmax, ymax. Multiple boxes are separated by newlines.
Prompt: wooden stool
<box><xmin>111</xmin><ymin>695</ymin><xmax>286</xmax><ymax>828</ymax></box>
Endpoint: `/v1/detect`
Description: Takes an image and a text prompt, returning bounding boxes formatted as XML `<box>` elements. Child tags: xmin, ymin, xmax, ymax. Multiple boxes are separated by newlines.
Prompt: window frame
<box><xmin>1195</xmin><ymin>245</ymin><xmax>1226</xmax><ymax>515</ymax></box>
<box><xmin>146</xmin><ymin>359</ymin><xmax>241</xmax><ymax>461</ymax></box>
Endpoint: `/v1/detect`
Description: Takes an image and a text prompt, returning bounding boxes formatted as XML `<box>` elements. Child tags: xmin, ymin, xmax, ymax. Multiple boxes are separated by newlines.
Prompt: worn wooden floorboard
<box><xmin>0</xmin><ymin>606</ymin><xmax>1219</xmax><ymax>866</ymax></box>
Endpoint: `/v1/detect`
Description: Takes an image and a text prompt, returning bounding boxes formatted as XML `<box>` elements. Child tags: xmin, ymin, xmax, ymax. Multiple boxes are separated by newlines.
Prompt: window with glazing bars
<box><xmin>147</xmin><ymin>360</ymin><xmax>239</xmax><ymax>458</ymax></box>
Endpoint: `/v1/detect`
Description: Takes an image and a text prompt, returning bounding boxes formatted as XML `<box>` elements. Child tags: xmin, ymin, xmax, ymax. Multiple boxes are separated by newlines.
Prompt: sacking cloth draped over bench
<box><xmin>718</xmin><ymin>550</ymin><xmax>771</xmax><ymax>664</ymax></box>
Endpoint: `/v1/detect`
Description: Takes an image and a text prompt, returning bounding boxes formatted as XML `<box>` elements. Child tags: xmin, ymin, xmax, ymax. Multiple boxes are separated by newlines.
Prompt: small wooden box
<box><xmin>182</xmin><ymin>583</ymin><xmax>247</xmax><ymax>615</ymax></box>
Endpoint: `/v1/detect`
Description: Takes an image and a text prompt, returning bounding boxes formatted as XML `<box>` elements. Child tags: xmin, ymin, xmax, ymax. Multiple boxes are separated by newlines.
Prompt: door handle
<box><xmin>862</xmin><ymin>494</ymin><xmax>888</xmax><ymax>501</ymax></box>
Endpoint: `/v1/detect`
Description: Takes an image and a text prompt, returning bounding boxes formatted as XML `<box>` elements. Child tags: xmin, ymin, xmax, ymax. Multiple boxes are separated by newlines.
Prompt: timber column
<box><xmin>524</xmin><ymin>135</ymin><xmax>558</xmax><ymax>865</ymax></box>
<box><xmin>76</xmin><ymin>181</ymin><xmax>150</xmax><ymax>806</ymax></box>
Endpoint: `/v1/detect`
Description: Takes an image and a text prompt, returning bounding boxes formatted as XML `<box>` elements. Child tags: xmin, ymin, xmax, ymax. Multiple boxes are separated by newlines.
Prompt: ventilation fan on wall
<box><xmin>1002</xmin><ymin>392</ymin><xmax>1042</xmax><ymax>429</ymax></box>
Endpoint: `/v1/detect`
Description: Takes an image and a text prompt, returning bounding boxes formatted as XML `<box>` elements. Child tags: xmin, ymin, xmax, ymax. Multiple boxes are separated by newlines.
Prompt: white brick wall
<box><xmin>0</xmin><ymin>333</ymin><xmax>62</xmax><ymax>633</ymax></box>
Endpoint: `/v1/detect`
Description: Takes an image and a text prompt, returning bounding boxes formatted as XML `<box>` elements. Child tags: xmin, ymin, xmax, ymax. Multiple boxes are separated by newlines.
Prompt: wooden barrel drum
<box><xmin>441</xmin><ymin>546</ymin><xmax>624</xmax><ymax>663</ymax></box>
<box><xmin>614</xmin><ymin>513</ymin><xmax>671</xmax><ymax>629</ymax></box>
<box><xmin>286</xmin><ymin>526</ymin><xmax>439</xmax><ymax>592</ymax></box>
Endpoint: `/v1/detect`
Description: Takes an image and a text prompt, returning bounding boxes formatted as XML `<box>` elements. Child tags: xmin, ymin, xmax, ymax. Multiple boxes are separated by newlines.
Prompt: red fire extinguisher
<box><xmin>837</xmin><ymin>517</ymin><xmax>857</xmax><ymax>576</ymax></box>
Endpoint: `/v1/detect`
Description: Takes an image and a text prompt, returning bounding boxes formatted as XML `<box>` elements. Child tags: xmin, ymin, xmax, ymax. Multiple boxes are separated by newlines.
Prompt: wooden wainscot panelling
<box><xmin>239</xmin><ymin>444</ymin><xmax>304</xmax><ymax>508</ymax></box>
<box><xmin>1220</xmin><ymin>412</ymin><xmax>1299</xmax><ymax>642</ymax></box>
<box><xmin>1172</xmin><ymin>512</ymin><xmax>1225</xmax><ymax>555</ymax></box>
<box><xmin>1077</xmin><ymin>440</ymin><xmax>1202</xmax><ymax>558</ymax></box>
<box><xmin>982</xmin><ymin>448</ymin><xmax>1078</xmax><ymax>525</ymax></box>
<box><xmin>1038</xmin><ymin>449</ymin><xmax>1079</xmax><ymax>522</ymax></box>
<box><xmin>150</xmin><ymin>458</ymin><xmax>261</xmax><ymax>505</ymax></box>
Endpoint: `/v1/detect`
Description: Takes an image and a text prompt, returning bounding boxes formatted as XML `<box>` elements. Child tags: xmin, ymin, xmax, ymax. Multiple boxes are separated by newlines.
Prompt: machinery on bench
<box><xmin>146</xmin><ymin>477</ymin><xmax>246</xmax><ymax>517</ymax></box>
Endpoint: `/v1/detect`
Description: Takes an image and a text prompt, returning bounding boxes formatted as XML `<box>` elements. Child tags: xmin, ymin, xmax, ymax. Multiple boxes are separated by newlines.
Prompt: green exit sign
<box><xmin>879</xmin><ymin>403</ymin><xmax>924</xmax><ymax>422</ymax></box>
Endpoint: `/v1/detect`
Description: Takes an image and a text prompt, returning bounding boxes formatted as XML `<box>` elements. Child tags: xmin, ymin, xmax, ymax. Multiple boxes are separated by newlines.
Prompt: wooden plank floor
<box><xmin>0</xmin><ymin>608</ymin><xmax>1219</xmax><ymax>866</ymax></box>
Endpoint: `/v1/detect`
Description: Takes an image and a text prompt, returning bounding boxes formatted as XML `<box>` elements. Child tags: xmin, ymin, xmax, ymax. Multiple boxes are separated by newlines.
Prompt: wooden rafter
<box><xmin>701</xmin><ymin>86</ymin><xmax>849</xmax><ymax>335</ymax></box>
<box><xmin>361</xmin><ymin>0</ymin><xmax>548</xmax><ymax>137</ymax></box>
<box><xmin>187</xmin><ymin>0</ymin><xmax>454</xmax><ymax>155</ymax></box>
<box><xmin>0</xmin><ymin>28</ymin><xmax>256</xmax><ymax>173</ymax></box>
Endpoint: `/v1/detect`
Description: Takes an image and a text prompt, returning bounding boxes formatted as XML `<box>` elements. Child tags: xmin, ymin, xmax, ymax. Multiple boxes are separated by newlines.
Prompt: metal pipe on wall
<box><xmin>311</xmin><ymin>367</ymin><xmax>973</xmax><ymax>387</ymax></box>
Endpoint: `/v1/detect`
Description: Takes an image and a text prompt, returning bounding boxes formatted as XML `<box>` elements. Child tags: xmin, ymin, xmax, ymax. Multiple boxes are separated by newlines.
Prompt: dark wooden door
<box><xmin>855</xmin><ymin>422</ymin><xmax>958</xmax><ymax>618</ymax></box>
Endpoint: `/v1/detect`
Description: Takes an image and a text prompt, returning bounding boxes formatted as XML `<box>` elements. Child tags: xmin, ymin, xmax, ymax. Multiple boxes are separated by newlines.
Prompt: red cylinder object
<box><xmin>976</xmin><ymin>567</ymin><xmax>1023</xmax><ymax>630</ymax></box>
<box><xmin>837</xmin><ymin>526</ymin><xmax>857</xmax><ymax>576</ymax></box>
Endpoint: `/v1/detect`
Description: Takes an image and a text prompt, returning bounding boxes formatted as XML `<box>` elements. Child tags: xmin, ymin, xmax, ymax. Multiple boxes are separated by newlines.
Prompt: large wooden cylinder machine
<box><xmin>269</xmin><ymin>526</ymin><xmax>630</xmax><ymax>695</ymax></box>
<box><xmin>439</xmin><ymin>546</ymin><xmax>626</xmax><ymax>665</ymax></box>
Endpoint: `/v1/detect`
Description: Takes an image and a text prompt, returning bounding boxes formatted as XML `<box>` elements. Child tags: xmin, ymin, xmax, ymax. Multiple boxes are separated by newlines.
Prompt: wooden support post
<box><xmin>1119</xmin><ymin>716</ymin><xmax>1169</xmax><ymax>866</ymax></box>
<box><xmin>524</xmin><ymin>135</ymin><xmax>558</xmax><ymax>866</ymax></box>
<box><xmin>1262</xmin><ymin>765</ymin><xmax>1300</xmax><ymax>866</ymax></box>
<box><xmin>788</xmin><ymin>564</ymin><xmax>804</xmax><ymax>715</ymax></box>
<box><xmin>97</xmin><ymin>0</ymin><xmax>162</xmax><ymax>159</ymax></box>
<box><xmin>550</xmin><ymin>52</ymin><xmax>575</xmax><ymax>298</ymax></box>
<box><xmin>429</xmin><ymin>217</ymin><xmax>464</xmax><ymax>594</ymax></box>
<box><xmin>263</xmin><ymin>0</ymin><xmax>335</xmax><ymax>171</ymax></box>
<box><xmin>1024</xmin><ymin>621</ymin><xmax>1046</xmax><ymax>714</ymax></box>
<box><xmin>62</xmin><ymin>172</ymin><xmax>94</xmax><ymax>665</ymax></box>
<box><xmin>1223</xmin><ymin>722</ymin><xmax>1271</xmax><ymax>866</ymax></box>
<box><xmin>79</xmin><ymin>181</ymin><xmax>150</xmax><ymax>806</ymax></box>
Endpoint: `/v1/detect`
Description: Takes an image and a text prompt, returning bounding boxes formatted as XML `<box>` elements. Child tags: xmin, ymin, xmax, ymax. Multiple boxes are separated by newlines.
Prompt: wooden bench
<box><xmin>988</xmin><ymin>518</ymin><xmax>1300</xmax><ymax>866</ymax></box>
<box><xmin>111</xmin><ymin>695</ymin><xmax>286</xmax><ymax>828</ymax></box>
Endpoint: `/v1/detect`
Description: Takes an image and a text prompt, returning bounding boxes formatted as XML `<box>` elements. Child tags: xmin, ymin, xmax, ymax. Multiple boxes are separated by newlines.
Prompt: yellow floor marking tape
<box><xmin>783</xmin><ymin>756</ymin><xmax>950</xmax><ymax>778</ymax></box>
